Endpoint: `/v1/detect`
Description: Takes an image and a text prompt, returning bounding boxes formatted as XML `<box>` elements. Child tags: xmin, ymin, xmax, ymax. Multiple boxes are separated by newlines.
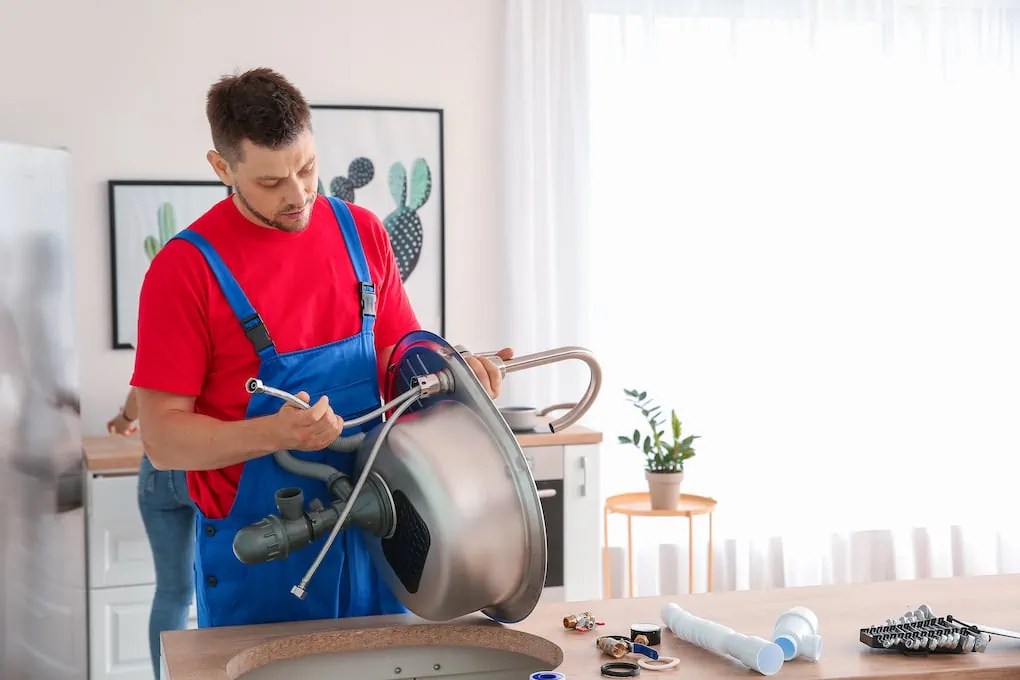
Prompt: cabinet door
<box><xmin>89</xmin><ymin>584</ymin><xmax>156</xmax><ymax>680</ymax></box>
<box><xmin>562</xmin><ymin>443</ymin><xmax>602</xmax><ymax>602</ymax></box>
<box><xmin>87</xmin><ymin>474</ymin><xmax>155</xmax><ymax>588</ymax></box>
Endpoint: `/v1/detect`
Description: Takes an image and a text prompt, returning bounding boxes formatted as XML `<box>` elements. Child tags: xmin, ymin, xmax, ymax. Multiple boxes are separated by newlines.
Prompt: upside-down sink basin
<box><xmin>161</xmin><ymin>617</ymin><xmax>564</xmax><ymax>680</ymax></box>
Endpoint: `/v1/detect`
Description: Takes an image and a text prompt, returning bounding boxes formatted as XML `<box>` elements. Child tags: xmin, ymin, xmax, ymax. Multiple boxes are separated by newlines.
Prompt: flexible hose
<box><xmin>257</xmin><ymin>381</ymin><xmax>420</xmax><ymax>503</ymax></box>
<box><xmin>273</xmin><ymin>450</ymin><xmax>347</xmax><ymax>486</ymax></box>
<box><xmin>327</xmin><ymin>433</ymin><xmax>365</xmax><ymax>453</ymax></box>
<box><xmin>345</xmin><ymin>390</ymin><xmax>418</xmax><ymax>429</ymax></box>
<box><xmin>270</xmin><ymin>385</ymin><xmax>421</xmax><ymax>489</ymax></box>
<box><xmin>292</xmin><ymin>391</ymin><xmax>421</xmax><ymax>597</ymax></box>
<box><xmin>661</xmin><ymin>603</ymin><xmax>785</xmax><ymax>676</ymax></box>
<box><xmin>247</xmin><ymin>377</ymin><xmax>416</xmax><ymax>436</ymax></box>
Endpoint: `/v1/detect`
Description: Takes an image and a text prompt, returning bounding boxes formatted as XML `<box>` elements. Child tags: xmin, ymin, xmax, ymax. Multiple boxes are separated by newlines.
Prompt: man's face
<box><xmin>209</xmin><ymin>128</ymin><xmax>319</xmax><ymax>232</ymax></box>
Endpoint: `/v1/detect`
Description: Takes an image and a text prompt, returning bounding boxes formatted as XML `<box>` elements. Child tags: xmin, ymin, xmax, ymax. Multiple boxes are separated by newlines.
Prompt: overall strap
<box><xmin>172</xmin><ymin>230</ymin><xmax>277</xmax><ymax>358</ymax></box>
<box><xmin>326</xmin><ymin>197</ymin><xmax>377</xmax><ymax>334</ymax></box>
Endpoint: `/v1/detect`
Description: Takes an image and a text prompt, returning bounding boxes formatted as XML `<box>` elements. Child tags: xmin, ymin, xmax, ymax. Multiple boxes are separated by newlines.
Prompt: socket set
<box><xmin>860</xmin><ymin>604</ymin><xmax>993</xmax><ymax>655</ymax></box>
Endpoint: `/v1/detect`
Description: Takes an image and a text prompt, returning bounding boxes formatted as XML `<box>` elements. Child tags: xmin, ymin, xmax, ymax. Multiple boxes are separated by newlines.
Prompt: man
<box><xmin>132</xmin><ymin>67</ymin><xmax>510</xmax><ymax>629</ymax></box>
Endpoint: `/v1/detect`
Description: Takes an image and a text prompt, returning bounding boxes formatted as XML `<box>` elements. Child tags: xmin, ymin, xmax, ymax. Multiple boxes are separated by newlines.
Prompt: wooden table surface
<box><xmin>162</xmin><ymin>573</ymin><xmax>1020</xmax><ymax>679</ymax></box>
<box><xmin>81</xmin><ymin>423</ymin><xmax>602</xmax><ymax>472</ymax></box>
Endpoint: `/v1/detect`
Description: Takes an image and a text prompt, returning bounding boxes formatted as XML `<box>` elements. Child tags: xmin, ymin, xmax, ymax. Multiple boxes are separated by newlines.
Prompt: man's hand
<box><xmin>107</xmin><ymin>410</ymin><xmax>139</xmax><ymax>436</ymax></box>
<box><xmin>465</xmin><ymin>347</ymin><xmax>514</xmax><ymax>399</ymax></box>
<box><xmin>271</xmin><ymin>391</ymin><xmax>344</xmax><ymax>451</ymax></box>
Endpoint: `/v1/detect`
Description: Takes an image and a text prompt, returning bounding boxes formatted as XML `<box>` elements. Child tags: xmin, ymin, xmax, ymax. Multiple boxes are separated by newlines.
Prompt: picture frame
<box><xmin>309</xmin><ymin>105</ymin><xmax>446</xmax><ymax>336</ymax></box>
<box><xmin>108</xmin><ymin>179</ymin><xmax>230</xmax><ymax>349</ymax></box>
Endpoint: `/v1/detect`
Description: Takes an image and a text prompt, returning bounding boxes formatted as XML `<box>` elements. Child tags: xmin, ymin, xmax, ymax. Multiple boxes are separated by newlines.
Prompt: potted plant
<box><xmin>617</xmin><ymin>388</ymin><xmax>699</xmax><ymax>510</ymax></box>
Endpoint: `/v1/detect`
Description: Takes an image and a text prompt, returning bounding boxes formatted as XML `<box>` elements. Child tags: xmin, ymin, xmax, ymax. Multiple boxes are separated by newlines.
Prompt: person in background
<box><xmin>107</xmin><ymin>387</ymin><xmax>195</xmax><ymax>678</ymax></box>
<box><xmin>130</xmin><ymin>67</ymin><xmax>512</xmax><ymax>630</ymax></box>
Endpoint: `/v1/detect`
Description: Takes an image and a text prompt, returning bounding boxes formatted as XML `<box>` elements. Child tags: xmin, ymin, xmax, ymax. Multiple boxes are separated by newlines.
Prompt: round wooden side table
<box><xmin>602</xmin><ymin>492</ymin><xmax>718</xmax><ymax>598</ymax></box>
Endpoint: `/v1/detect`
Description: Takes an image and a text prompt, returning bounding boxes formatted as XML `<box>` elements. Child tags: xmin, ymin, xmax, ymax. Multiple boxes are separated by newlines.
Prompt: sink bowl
<box><xmin>224</xmin><ymin>624</ymin><xmax>563</xmax><ymax>680</ymax></box>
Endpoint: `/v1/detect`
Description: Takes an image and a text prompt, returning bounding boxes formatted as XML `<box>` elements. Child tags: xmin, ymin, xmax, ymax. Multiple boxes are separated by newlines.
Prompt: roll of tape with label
<box><xmin>530</xmin><ymin>672</ymin><xmax>565</xmax><ymax>680</ymax></box>
<box><xmin>630</xmin><ymin>622</ymin><xmax>662</xmax><ymax>646</ymax></box>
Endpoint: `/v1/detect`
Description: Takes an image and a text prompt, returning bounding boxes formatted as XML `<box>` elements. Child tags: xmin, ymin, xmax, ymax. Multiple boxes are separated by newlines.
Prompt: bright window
<box><xmin>587</xmin><ymin>4</ymin><xmax>1020</xmax><ymax>538</ymax></box>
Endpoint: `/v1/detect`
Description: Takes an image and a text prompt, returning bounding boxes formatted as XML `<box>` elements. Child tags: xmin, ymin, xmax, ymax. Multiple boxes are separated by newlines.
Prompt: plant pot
<box><xmin>645</xmin><ymin>470</ymin><xmax>684</xmax><ymax>510</ymax></box>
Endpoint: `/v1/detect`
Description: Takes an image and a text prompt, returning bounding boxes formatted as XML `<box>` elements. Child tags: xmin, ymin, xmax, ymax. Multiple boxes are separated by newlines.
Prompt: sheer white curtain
<box><xmin>505</xmin><ymin>0</ymin><xmax>1020</xmax><ymax>597</ymax></box>
<box><xmin>500</xmin><ymin>0</ymin><xmax>595</xmax><ymax>410</ymax></box>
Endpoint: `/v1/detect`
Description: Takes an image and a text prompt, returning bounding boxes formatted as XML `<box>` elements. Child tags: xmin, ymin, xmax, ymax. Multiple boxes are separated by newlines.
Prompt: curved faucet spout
<box><xmin>472</xmin><ymin>346</ymin><xmax>602</xmax><ymax>433</ymax></box>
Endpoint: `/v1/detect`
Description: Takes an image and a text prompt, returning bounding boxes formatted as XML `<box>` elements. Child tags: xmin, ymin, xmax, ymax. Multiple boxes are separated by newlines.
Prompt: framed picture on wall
<box><xmin>108</xmin><ymin>179</ymin><xmax>230</xmax><ymax>349</ymax></box>
<box><xmin>310</xmin><ymin>105</ymin><xmax>446</xmax><ymax>336</ymax></box>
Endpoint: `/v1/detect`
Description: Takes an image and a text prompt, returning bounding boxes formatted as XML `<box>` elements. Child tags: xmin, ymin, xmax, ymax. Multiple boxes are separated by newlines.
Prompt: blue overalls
<box><xmin>172</xmin><ymin>196</ymin><xmax>409</xmax><ymax>628</ymax></box>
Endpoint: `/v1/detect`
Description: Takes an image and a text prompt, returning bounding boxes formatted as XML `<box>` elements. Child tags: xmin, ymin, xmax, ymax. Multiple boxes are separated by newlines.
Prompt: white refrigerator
<box><xmin>0</xmin><ymin>139</ymin><xmax>88</xmax><ymax>679</ymax></box>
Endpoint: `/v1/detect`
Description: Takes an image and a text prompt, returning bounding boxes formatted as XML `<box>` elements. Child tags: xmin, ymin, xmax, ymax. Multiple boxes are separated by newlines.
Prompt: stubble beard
<box><xmin>233</xmin><ymin>186</ymin><xmax>312</xmax><ymax>232</ymax></box>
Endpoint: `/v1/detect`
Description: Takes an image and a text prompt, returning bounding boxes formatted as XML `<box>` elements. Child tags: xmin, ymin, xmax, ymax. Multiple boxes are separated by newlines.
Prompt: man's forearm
<box><xmin>143</xmin><ymin>411</ymin><xmax>280</xmax><ymax>471</ymax></box>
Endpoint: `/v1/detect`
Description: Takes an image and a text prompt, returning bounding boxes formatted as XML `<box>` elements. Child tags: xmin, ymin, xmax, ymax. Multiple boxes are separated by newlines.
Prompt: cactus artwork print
<box><xmin>143</xmin><ymin>201</ymin><xmax>177</xmax><ymax>262</ymax></box>
<box><xmin>383</xmin><ymin>158</ymin><xmax>431</xmax><ymax>281</ymax></box>
<box><xmin>315</xmin><ymin>156</ymin><xmax>432</xmax><ymax>283</ymax></box>
<box><xmin>317</xmin><ymin>157</ymin><xmax>376</xmax><ymax>202</ymax></box>
<box><xmin>306</xmin><ymin>104</ymin><xmax>445</xmax><ymax>334</ymax></box>
<box><xmin>110</xmin><ymin>180</ymin><xmax>232</xmax><ymax>349</ymax></box>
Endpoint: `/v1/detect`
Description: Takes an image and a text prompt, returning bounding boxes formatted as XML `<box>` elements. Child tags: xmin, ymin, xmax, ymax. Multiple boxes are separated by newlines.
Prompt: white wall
<box><xmin>0</xmin><ymin>0</ymin><xmax>505</xmax><ymax>435</ymax></box>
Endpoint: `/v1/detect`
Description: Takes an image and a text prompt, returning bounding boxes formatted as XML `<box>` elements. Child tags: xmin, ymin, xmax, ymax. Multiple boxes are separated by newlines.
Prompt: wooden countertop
<box><xmin>82</xmin><ymin>424</ymin><xmax>602</xmax><ymax>472</ymax></box>
<box><xmin>162</xmin><ymin>573</ymin><xmax>1020</xmax><ymax>679</ymax></box>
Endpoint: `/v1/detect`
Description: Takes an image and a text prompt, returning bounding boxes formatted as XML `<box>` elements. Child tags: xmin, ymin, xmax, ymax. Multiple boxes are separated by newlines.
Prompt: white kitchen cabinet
<box><xmin>84</xmin><ymin>440</ymin><xmax>601</xmax><ymax>680</ymax></box>
<box><xmin>87</xmin><ymin>585</ymin><xmax>198</xmax><ymax>680</ymax></box>
<box><xmin>562</xmin><ymin>443</ymin><xmax>601</xmax><ymax>603</ymax></box>
<box><xmin>87</xmin><ymin>473</ymin><xmax>154</xmax><ymax>589</ymax></box>
<box><xmin>84</xmin><ymin>472</ymin><xmax>198</xmax><ymax>680</ymax></box>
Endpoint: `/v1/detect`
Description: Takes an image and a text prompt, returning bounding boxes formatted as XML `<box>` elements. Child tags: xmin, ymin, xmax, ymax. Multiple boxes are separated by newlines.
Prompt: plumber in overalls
<box><xmin>130</xmin><ymin>67</ymin><xmax>512</xmax><ymax>628</ymax></box>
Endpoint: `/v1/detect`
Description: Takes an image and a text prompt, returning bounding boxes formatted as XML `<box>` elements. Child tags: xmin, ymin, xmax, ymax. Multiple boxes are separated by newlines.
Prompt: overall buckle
<box><xmin>360</xmin><ymin>283</ymin><xmax>377</xmax><ymax>317</ymax></box>
<box><xmin>241</xmin><ymin>313</ymin><xmax>274</xmax><ymax>353</ymax></box>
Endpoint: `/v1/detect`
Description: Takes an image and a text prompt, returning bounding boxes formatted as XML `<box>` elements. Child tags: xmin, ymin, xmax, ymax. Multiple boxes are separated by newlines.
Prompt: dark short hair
<box><xmin>205</xmin><ymin>67</ymin><xmax>312</xmax><ymax>166</ymax></box>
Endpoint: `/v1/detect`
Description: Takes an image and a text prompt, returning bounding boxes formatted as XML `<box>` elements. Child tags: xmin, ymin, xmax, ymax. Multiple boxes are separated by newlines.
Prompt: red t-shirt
<box><xmin>130</xmin><ymin>195</ymin><xmax>421</xmax><ymax>518</ymax></box>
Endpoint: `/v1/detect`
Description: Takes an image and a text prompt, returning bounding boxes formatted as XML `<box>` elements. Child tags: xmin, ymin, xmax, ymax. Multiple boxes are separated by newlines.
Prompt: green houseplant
<box><xmin>617</xmin><ymin>388</ymin><xmax>699</xmax><ymax>510</ymax></box>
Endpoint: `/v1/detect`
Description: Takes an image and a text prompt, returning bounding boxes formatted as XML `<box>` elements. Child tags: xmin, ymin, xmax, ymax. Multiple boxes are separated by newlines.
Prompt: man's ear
<box><xmin>207</xmin><ymin>150</ymin><xmax>233</xmax><ymax>187</ymax></box>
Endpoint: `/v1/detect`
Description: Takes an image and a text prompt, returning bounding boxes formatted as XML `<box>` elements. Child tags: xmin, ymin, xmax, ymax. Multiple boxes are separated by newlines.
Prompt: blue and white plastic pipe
<box><xmin>772</xmin><ymin>606</ymin><xmax>823</xmax><ymax>662</ymax></box>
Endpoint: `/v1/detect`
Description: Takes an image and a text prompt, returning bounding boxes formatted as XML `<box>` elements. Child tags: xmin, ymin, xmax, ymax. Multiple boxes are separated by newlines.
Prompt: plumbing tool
<box><xmin>859</xmin><ymin>604</ymin><xmax>1001</xmax><ymax>655</ymax></box>
<box><xmin>231</xmin><ymin>330</ymin><xmax>602</xmax><ymax>624</ymax></box>
<box><xmin>596</xmin><ymin>635</ymin><xmax>659</xmax><ymax>661</ymax></box>
<box><xmin>564</xmin><ymin>611</ymin><xmax>601</xmax><ymax>632</ymax></box>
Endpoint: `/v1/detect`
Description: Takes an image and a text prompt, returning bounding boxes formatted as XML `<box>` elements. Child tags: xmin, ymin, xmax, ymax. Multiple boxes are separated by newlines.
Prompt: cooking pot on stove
<box><xmin>499</xmin><ymin>403</ymin><xmax>577</xmax><ymax>433</ymax></box>
<box><xmin>231</xmin><ymin>330</ymin><xmax>602</xmax><ymax>624</ymax></box>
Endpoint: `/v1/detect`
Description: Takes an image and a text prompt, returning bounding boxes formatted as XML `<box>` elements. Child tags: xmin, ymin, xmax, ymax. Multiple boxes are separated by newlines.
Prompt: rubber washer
<box><xmin>630</xmin><ymin>622</ymin><xmax>662</xmax><ymax>646</ymax></box>
<box><xmin>601</xmin><ymin>661</ymin><xmax>640</xmax><ymax>677</ymax></box>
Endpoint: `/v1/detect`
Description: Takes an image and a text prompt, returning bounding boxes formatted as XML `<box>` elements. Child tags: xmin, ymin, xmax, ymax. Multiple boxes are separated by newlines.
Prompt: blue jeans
<box><xmin>137</xmin><ymin>453</ymin><xmax>196</xmax><ymax>679</ymax></box>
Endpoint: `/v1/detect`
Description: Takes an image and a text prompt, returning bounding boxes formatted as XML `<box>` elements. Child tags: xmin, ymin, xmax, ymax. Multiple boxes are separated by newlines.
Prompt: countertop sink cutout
<box><xmin>163</xmin><ymin>615</ymin><xmax>563</xmax><ymax>680</ymax></box>
<box><xmin>236</xmin><ymin>639</ymin><xmax>557</xmax><ymax>680</ymax></box>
